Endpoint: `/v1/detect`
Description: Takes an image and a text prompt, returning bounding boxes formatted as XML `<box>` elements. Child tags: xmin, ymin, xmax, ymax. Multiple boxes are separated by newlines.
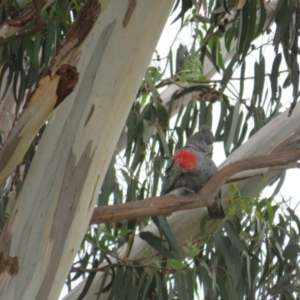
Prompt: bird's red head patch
<box><xmin>174</xmin><ymin>149</ymin><xmax>197</xmax><ymax>170</ymax></box>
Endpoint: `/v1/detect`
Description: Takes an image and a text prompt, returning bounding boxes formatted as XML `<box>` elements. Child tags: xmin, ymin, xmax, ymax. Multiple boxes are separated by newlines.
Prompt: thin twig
<box><xmin>0</xmin><ymin>23</ymin><xmax>45</xmax><ymax>47</ymax></box>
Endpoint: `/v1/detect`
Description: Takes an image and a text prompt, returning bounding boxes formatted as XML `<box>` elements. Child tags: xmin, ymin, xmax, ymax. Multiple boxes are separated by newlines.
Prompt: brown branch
<box><xmin>138</xmin><ymin>69</ymin><xmax>292</xmax><ymax>96</ymax></box>
<box><xmin>0</xmin><ymin>23</ymin><xmax>45</xmax><ymax>47</ymax></box>
<box><xmin>6</xmin><ymin>0</ymin><xmax>46</xmax><ymax>26</ymax></box>
<box><xmin>90</xmin><ymin>149</ymin><xmax>300</xmax><ymax>224</ymax></box>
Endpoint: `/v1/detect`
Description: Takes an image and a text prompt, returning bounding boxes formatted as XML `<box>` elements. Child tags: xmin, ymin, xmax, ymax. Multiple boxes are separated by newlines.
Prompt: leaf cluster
<box><xmin>69</xmin><ymin>193</ymin><xmax>300</xmax><ymax>299</ymax></box>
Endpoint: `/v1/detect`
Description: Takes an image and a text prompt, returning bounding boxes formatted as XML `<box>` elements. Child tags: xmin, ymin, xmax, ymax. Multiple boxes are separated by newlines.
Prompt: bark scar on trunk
<box><xmin>55</xmin><ymin>65</ymin><xmax>79</xmax><ymax>107</ymax></box>
<box><xmin>123</xmin><ymin>0</ymin><xmax>137</xmax><ymax>27</ymax></box>
<box><xmin>84</xmin><ymin>104</ymin><xmax>95</xmax><ymax>127</ymax></box>
<box><xmin>0</xmin><ymin>252</ymin><xmax>19</xmax><ymax>276</ymax></box>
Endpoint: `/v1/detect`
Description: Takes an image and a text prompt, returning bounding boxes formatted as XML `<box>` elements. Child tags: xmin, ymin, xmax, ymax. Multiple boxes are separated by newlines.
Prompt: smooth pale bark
<box><xmin>0</xmin><ymin>76</ymin><xmax>61</xmax><ymax>186</ymax></box>
<box><xmin>0</xmin><ymin>1</ymin><xmax>174</xmax><ymax>299</ymax></box>
<box><xmin>64</xmin><ymin>102</ymin><xmax>300</xmax><ymax>299</ymax></box>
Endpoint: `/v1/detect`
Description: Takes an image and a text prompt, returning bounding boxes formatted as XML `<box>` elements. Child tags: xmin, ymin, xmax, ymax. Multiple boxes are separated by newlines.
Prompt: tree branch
<box><xmin>90</xmin><ymin>149</ymin><xmax>300</xmax><ymax>224</ymax></box>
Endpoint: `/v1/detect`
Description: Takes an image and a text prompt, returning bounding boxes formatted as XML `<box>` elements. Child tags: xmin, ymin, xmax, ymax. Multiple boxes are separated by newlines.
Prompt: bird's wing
<box><xmin>202</xmin><ymin>154</ymin><xmax>225</xmax><ymax>219</ymax></box>
<box><xmin>160</xmin><ymin>158</ymin><xmax>183</xmax><ymax>195</ymax></box>
<box><xmin>205</xmin><ymin>153</ymin><xmax>218</xmax><ymax>175</ymax></box>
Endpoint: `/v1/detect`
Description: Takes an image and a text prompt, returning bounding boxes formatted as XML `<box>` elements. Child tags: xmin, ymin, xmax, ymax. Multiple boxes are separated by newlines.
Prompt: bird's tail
<box><xmin>207</xmin><ymin>191</ymin><xmax>225</xmax><ymax>219</ymax></box>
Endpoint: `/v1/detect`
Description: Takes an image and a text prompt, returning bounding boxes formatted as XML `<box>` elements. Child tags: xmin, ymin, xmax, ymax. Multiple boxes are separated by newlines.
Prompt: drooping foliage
<box><xmin>0</xmin><ymin>0</ymin><xmax>299</xmax><ymax>299</ymax></box>
<box><xmin>73</xmin><ymin>192</ymin><xmax>300</xmax><ymax>299</ymax></box>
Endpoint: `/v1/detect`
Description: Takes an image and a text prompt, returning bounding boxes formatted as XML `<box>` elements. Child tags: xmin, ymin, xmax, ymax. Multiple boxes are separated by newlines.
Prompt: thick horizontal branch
<box><xmin>91</xmin><ymin>149</ymin><xmax>300</xmax><ymax>224</ymax></box>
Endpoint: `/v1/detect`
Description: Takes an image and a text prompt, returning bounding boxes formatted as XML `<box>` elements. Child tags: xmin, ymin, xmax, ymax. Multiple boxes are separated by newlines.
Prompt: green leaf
<box><xmin>157</xmin><ymin>127</ymin><xmax>171</xmax><ymax>157</ymax></box>
<box><xmin>283</xmin><ymin>244</ymin><xmax>300</xmax><ymax>261</ymax></box>
<box><xmin>98</xmin><ymin>154</ymin><xmax>116</xmax><ymax>205</ymax></box>
<box><xmin>180</xmin><ymin>99</ymin><xmax>194</xmax><ymax>130</ymax></box>
<box><xmin>131</xmin><ymin>268</ymin><xmax>147</xmax><ymax>300</ymax></box>
<box><xmin>205</xmin><ymin>47</ymin><xmax>220</xmax><ymax>73</ymax></box>
<box><xmin>273</xmin><ymin>1</ymin><xmax>293</xmax><ymax>49</ymax></box>
<box><xmin>237</xmin><ymin>0</ymin><xmax>256</xmax><ymax>59</ymax></box>
<box><xmin>44</xmin><ymin>18</ymin><xmax>55</xmax><ymax>66</ymax></box>
<box><xmin>215</xmin><ymin>102</ymin><xmax>228</xmax><ymax>141</ymax></box>
<box><xmin>224</xmin><ymin>220</ymin><xmax>248</xmax><ymax>253</ymax></box>
<box><xmin>220</xmin><ymin>53</ymin><xmax>239</xmax><ymax>91</ymax></box>
<box><xmin>142</xmin><ymin>121</ymin><xmax>155</xmax><ymax>144</ymax></box>
<box><xmin>121</xmin><ymin>268</ymin><xmax>134</xmax><ymax>298</ymax></box>
<box><xmin>107</xmin><ymin>267</ymin><xmax>124</xmax><ymax>300</ymax></box>
<box><xmin>287</xmin><ymin>208</ymin><xmax>300</xmax><ymax>234</ymax></box>
<box><xmin>171</xmin><ymin>85</ymin><xmax>212</xmax><ymax>102</ymax></box>
<box><xmin>239</xmin><ymin>61</ymin><xmax>246</xmax><ymax>97</ymax></box>
<box><xmin>186</xmin><ymin>269</ymin><xmax>196</xmax><ymax>300</ymax></box>
<box><xmin>156</xmin><ymin>271</ymin><xmax>168</xmax><ymax>299</ymax></box>
<box><xmin>196</xmin><ymin>260</ymin><xmax>214</xmax><ymax>296</ymax></box>
<box><xmin>232</xmin><ymin>109</ymin><xmax>244</xmax><ymax>150</ymax></box>
<box><xmin>225</xmin><ymin>100</ymin><xmax>241</xmax><ymax>154</ymax></box>
<box><xmin>225</xmin><ymin>273</ymin><xmax>239</xmax><ymax>299</ymax></box>
<box><xmin>215</xmin><ymin>233</ymin><xmax>241</xmax><ymax>285</ymax></box>
<box><xmin>152</xmin><ymin>158</ymin><xmax>162</xmax><ymax>197</ymax></box>
<box><xmin>156</xmin><ymin>103</ymin><xmax>169</xmax><ymax>129</ymax></box>
<box><xmin>199</xmin><ymin>100</ymin><xmax>207</xmax><ymax>128</ymax></box>
<box><xmin>152</xmin><ymin>216</ymin><xmax>180</xmax><ymax>259</ymax></box>
<box><xmin>168</xmin><ymin>49</ymin><xmax>174</xmax><ymax>77</ymax></box>
<box><xmin>257</xmin><ymin>239</ymin><xmax>270</xmax><ymax>287</ymax></box>
<box><xmin>205</xmin><ymin>102</ymin><xmax>213</xmax><ymax>128</ymax></box>
<box><xmin>225</xmin><ymin>25</ymin><xmax>237</xmax><ymax>52</ymax></box>
<box><xmin>175</xmin><ymin>272</ymin><xmax>186</xmax><ymax>300</ymax></box>
<box><xmin>96</xmin><ymin>268</ymin><xmax>110</xmax><ymax>298</ymax></box>
<box><xmin>139</xmin><ymin>231</ymin><xmax>175</xmax><ymax>258</ymax></box>
<box><xmin>264</xmin><ymin>199</ymin><xmax>274</xmax><ymax>223</ymax></box>
<box><xmin>192</xmin><ymin>15</ymin><xmax>211</xmax><ymax>23</ymax></box>
<box><xmin>168</xmin><ymin>258</ymin><xmax>185</xmax><ymax>269</ymax></box>
<box><xmin>289</xmin><ymin>58</ymin><xmax>299</xmax><ymax>116</ymax></box>
<box><xmin>211</xmin><ymin>1</ymin><xmax>228</xmax><ymax>14</ymax></box>
<box><xmin>274</xmin><ymin>273</ymin><xmax>289</xmax><ymax>292</ymax></box>
<box><xmin>269</xmin><ymin>53</ymin><xmax>282</xmax><ymax>102</ymax></box>
<box><xmin>144</xmin><ymin>69</ymin><xmax>160</xmax><ymax>99</ymax></box>
<box><xmin>77</xmin><ymin>259</ymin><xmax>99</xmax><ymax>300</ymax></box>
<box><xmin>140</xmin><ymin>270</ymin><xmax>157</xmax><ymax>300</ymax></box>
<box><xmin>255</xmin><ymin>0</ymin><xmax>267</xmax><ymax>38</ymax></box>
<box><xmin>182</xmin><ymin>240</ymin><xmax>200</xmax><ymax>258</ymax></box>
<box><xmin>252</xmin><ymin>57</ymin><xmax>265</xmax><ymax>106</ymax></box>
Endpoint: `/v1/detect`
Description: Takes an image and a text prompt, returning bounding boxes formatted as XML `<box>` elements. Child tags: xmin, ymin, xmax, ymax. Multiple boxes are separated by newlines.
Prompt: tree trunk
<box><xmin>0</xmin><ymin>1</ymin><xmax>174</xmax><ymax>299</ymax></box>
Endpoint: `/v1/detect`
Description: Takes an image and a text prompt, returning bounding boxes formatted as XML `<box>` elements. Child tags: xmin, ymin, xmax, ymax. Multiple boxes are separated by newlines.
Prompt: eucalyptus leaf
<box><xmin>139</xmin><ymin>231</ymin><xmax>175</xmax><ymax>259</ymax></box>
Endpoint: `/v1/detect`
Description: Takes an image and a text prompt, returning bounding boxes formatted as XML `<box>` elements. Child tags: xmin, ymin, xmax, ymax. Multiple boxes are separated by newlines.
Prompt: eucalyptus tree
<box><xmin>0</xmin><ymin>1</ymin><xmax>299</xmax><ymax>300</ymax></box>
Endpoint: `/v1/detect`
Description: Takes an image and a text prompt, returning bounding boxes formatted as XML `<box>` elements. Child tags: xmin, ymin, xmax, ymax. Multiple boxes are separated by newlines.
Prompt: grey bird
<box><xmin>161</xmin><ymin>125</ymin><xmax>225</xmax><ymax>219</ymax></box>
